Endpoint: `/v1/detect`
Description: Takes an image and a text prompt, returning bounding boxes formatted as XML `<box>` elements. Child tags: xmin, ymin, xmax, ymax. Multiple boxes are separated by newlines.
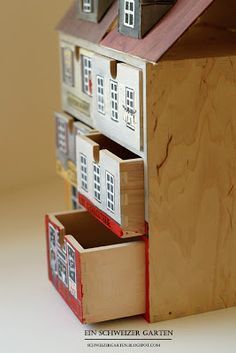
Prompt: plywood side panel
<box><xmin>120</xmin><ymin>160</ymin><xmax>145</xmax><ymax>236</ymax></box>
<box><xmin>81</xmin><ymin>241</ymin><xmax>146</xmax><ymax>323</ymax></box>
<box><xmin>147</xmin><ymin>56</ymin><xmax>236</xmax><ymax>322</ymax></box>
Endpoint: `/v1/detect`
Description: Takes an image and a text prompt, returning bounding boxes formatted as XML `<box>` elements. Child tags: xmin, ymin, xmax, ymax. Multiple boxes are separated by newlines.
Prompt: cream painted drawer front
<box><xmin>60</xmin><ymin>41</ymin><xmax>94</xmax><ymax>127</ymax></box>
<box><xmin>76</xmin><ymin>133</ymin><xmax>145</xmax><ymax>237</ymax></box>
<box><xmin>92</xmin><ymin>54</ymin><xmax>143</xmax><ymax>155</ymax></box>
<box><xmin>55</xmin><ymin>111</ymin><xmax>95</xmax><ymax>187</ymax></box>
<box><xmin>46</xmin><ymin>209</ymin><xmax>146</xmax><ymax>324</ymax></box>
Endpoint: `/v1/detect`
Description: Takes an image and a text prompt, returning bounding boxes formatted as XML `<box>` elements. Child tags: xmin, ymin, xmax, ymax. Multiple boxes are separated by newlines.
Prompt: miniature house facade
<box><xmin>55</xmin><ymin>111</ymin><xmax>94</xmax><ymax>187</ymax></box>
<box><xmin>61</xmin><ymin>42</ymin><xmax>94</xmax><ymax>126</ymax></box>
<box><xmin>76</xmin><ymin>133</ymin><xmax>145</xmax><ymax>236</ymax></box>
<box><xmin>48</xmin><ymin>0</ymin><xmax>236</xmax><ymax>324</ymax></box>
<box><xmin>92</xmin><ymin>54</ymin><xmax>143</xmax><ymax>153</ymax></box>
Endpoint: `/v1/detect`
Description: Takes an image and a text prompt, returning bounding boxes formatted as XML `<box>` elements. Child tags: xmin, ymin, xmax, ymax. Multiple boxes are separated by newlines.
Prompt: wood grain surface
<box><xmin>147</xmin><ymin>56</ymin><xmax>236</xmax><ymax>322</ymax></box>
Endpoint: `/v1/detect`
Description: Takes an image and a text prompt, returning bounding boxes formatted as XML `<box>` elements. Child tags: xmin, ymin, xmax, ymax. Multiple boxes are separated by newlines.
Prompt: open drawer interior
<box><xmin>83</xmin><ymin>133</ymin><xmax>140</xmax><ymax>161</ymax></box>
<box><xmin>55</xmin><ymin>209</ymin><xmax>142</xmax><ymax>248</ymax></box>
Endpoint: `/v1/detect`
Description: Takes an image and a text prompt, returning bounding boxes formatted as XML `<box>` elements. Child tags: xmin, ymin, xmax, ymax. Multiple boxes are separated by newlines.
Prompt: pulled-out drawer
<box><xmin>76</xmin><ymin>133</ymin><xmax>145</xmax><ymax>237</ymax></box>
<box><xmin>46</xmin><ymin>209</ymin><xmax>146</xmax><ymax>323</ymax></box>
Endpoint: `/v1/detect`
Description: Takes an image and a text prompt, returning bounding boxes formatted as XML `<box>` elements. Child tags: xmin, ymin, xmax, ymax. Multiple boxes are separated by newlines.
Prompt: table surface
<box><xmin>0</xmin><ymin>178</ymin><xmax>236</xmax><ymax>353</ymax></box>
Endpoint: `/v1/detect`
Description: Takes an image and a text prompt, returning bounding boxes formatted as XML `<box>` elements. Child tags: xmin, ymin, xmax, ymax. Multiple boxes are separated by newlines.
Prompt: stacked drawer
<box><xmin>76</xmin><ymin>133</ymin><xmax>145</xmax><ymax>237</ymax></box>
<box><xmin>46</xmin><ymin>210</ymin><xmax>146</xmax><ymax>323</ymax></box>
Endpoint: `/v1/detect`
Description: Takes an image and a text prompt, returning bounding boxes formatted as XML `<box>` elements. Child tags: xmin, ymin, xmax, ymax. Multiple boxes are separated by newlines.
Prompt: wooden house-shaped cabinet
<box><xmin>46</xmin><ymin>0</ymin><xmax>236</xmax><ymax>323</ymax></box>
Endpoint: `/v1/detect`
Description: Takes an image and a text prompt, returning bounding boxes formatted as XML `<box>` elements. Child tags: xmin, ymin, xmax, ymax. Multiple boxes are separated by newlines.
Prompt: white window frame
<box><xmin>105</xmin><ymin>171</ymin><xmax>115</xmax><ymax>213</ymax></box>
<box><xmin>49</xmin><ymin>224</ymin><xmax>57</xmax><ymax>250</ymax></box>
<box><xmin>93</xmin><ymin>163</ymin><xmax>101</xmax><ymax>202</ymax></box>
<box><xmin>62</xmin><ymin>48</ymin><xmax>74</xmax><ymax>87</ymax></box>
<box><xmin>97</xmin><ymin>75</ymin><xmax>105</xmax><ymax>114</ymax></box>
<box><xmin>71</xmin><ymin>186</ymin><xmax>79</xmax><ymax>210</ymax></box>
<box><xmin>124</xmin><ymin>0</ymin><xmax>135</xmax><ymax>28</ymax></box>
<box><xmin>125</xmin><ymin>87</ymin><xmax>135</xmax><ymax>130</ymax></box>
<box><xmin>82</xmin><ymin>0</ymin><xmax>92</xmax><ymax>13</ymax></box>
<box><xmin>80</xmin><ymin>153</ymin><xmax>88</xmax><ymax>192</ymax></box>
<box><xmin>82</xmin><ymin>56</ymin><xmax>92</xmax><ymax>96</ymax></box>
<box><xmin>67</xmin><ymin>243</ymin><xmax>77</xmax><ymax>299</ymax></box>
<box><xmin>57</xmin><ymin>119</ymin><xmax>68</xmax><ymax>154</ymax></box>
<box><xmin>110</xmin><ymin>80</ymin><xmax>118</xmax><ymax>122</ymax></box>
<box><xmin>49</xmin><ymin>224</ymin><xmax>58</xmax><ymax>274</ymax></box>
<box><xmin>58</xmin><ymin>256</ymin><xmax>68</xmax><ymax>286</ymax></box>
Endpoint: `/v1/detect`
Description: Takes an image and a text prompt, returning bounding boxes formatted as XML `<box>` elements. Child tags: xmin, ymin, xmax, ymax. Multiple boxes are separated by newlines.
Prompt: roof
<box><xmin>101</xmin><ymin>0</ymin><xmax>215</xmax><ymax>62</ymax></box>
<box><xmin>57</xmin><ymin>0</ymin><xmax>236</xmax><ymax>63</ymax></box>
<box><xmin>56</xmin><ymin>1</ymin><xmax>118</xmax><ymax>44</ymax></box>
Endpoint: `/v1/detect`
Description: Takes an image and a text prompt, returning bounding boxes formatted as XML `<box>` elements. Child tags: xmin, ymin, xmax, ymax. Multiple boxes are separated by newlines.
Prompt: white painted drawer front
<box><xmin>76</xmin><ymin>133</ymin><xmax>145</xmax><ymax>237</ymax></box>
<box><xmin>92</xmin><ymin>54</ymin><xmax>143</xmax><ymax>155</ymax></box>
<box><xmin>60</xmin><ymin>41</ymin><xmax>94</xmax><ymax>127</ymax></box>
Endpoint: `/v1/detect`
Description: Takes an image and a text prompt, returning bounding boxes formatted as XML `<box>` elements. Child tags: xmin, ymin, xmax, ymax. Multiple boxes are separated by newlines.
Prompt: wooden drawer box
<box><xmin>46</xmin><ymin>209</ymin><xmax>146</xmax><ymax>324</ymax></box>
<box><xmin>76</xmin><ymin>133</ymin><xmax>145</xmax><ymax>237</ymax></box>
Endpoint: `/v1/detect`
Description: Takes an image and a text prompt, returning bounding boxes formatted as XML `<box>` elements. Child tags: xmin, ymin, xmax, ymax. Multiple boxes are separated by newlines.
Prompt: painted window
<box><xmin>57</xmin><ymin>119</ymin><xmax>68</xmax><ymax>154</ymax></box>
<box><xmin>80</xmin><ymin>153</ymin><xmax>88</xmax><ymax>192</ymax></box>
<box><xmin>82</xmin><ymin>0</ymin><xmax>92</xmax><ymax>13</ymax></box>
<box><xmin>124</xmin><ymin>0</ymin><xmax>135</xmax><ymax>28</ymax></box>
<box><xmin>110</xmin><ymin>80</ymin><xmax>118</xmax><ymax>122</ymax></box>
<box><xmin>125</xmin><ymin>87</ymin><xmax>135</xmax><ymax>130</ymax></box>
<box><xmin>82</xmin><ymin>56</ymin><xmax>92</xmax><ymax>96</ymax></box>
<box><xmin>58</xmin><ymin>256</ymin><xmax>68</xmax><ymax>286</ymax></box>
<box><xmin>106</xmin><ymin>171</ymin><xmax>115</xmax><ymax>213</ymax></box>
<box><xmin>49</xmin><ymin>224</ymin><xmax>56</xmax><ymax>248</ymax></box>
<box><xmin>62</xmin><ymin>48</ymin><xmax>74</xmax><ymax>87</ymax></box>
<box><xmin>97</xmin><ymin>75</ymin><xmax>105</xmax><ymax>114</ymax></box>
<box><xmin>49</xmin><ymin>224</ymin><xmax>58</xmax><ymax>275</ymax></box>
<box><xmin>93</xmin><ymin>163</ymin><xmax>101</xmax><ymax>202</ymax></box>
<box><xmin>67</xmin><ymin>244</ymin><xmax>77</xmax><ymax>299</ymax></box>
<box><xmin>71</xmin><ymin>186</ymin><xmax>79</xmax><ymax>210</ymax></box>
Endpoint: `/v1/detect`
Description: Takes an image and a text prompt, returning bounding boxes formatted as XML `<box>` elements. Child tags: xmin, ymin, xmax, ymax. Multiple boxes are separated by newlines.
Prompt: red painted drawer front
<box><xmin>45</xmin><ymin>215</ymin><xmax>84</xmax><ymax>323</ymax></box>
<box><xmin>45</xmin><ymin>210</ymin><xmax>146</xmax><ymax>324</ymax></box>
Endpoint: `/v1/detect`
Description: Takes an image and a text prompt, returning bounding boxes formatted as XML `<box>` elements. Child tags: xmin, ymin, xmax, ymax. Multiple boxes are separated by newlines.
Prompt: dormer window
<box><xmin>82</xmin><ymin>0</ymin><xmax>93</xmax><ymax>13</ymax></box>
<box><xmin>124</xmin><ymin>0</ymin><xmax>135</xmax><ymax>28</ymax></box>
<box><xmin>119</xmin><ymin>0</ymin><xmax>176</xmax><ymax>38</ymax></box>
